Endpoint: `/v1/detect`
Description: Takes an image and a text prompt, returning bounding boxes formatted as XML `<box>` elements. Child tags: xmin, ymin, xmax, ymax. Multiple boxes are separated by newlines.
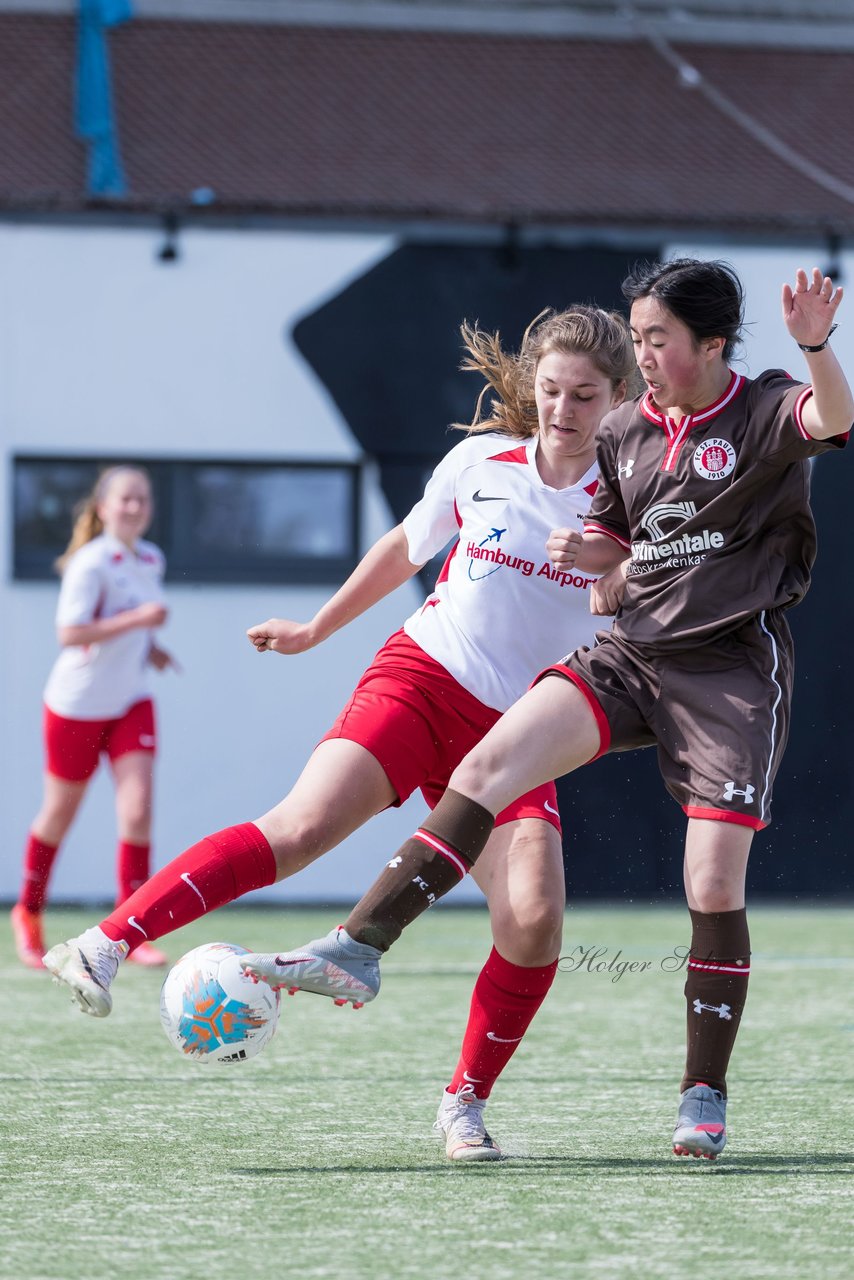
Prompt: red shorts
<box><xmin>43</xmin><ymin>699</ymin><xmax>157</xmax><ymax>783</ymax></box>
<box><xmin>321</xmin><ymin>630</ymin><xmax>561</xmax><ymax>832</ymax></box>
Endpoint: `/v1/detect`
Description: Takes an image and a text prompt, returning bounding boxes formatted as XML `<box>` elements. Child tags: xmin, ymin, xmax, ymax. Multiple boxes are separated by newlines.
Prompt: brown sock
<box><xmin>681</xmin><ymin>907</ymin><xmax>750</xmax><ymax>1096</ymax></box>
<box><xmin>344</xmin><ymin>789</ymin><xmax>495</xmax><ymax>951</ymax></box>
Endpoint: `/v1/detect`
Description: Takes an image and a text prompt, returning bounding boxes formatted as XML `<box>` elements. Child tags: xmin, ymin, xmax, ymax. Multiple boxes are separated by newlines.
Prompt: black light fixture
<box><xmin>157</xmin><ymin>212</ymin><xmax>180</xmax><ymax>263</ymax></box>
<box><xmin>823</xmin><ymin>231</ymin><xmax>844</xmax><ymax>285</ymax></box>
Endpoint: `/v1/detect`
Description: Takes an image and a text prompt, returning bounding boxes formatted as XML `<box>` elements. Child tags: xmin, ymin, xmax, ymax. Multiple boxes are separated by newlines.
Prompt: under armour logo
<box><xmin>387</xmin><ymin>855</ymin><xmax>403</xmax><ymax>868</ymax></box>
<box><xmin>617</xmin><ymin>459</ymin><xmax>635</xmax><ymax>479</ymax></box>
<box><xmin>723</xmin><ymin>781</ymin><xmax>755</xmax><ymax>802</ymax></box>
<box><xmin>693</xmin><ymin>999</ymin><xmax>732</xmax><ymax>1020</ymax></box>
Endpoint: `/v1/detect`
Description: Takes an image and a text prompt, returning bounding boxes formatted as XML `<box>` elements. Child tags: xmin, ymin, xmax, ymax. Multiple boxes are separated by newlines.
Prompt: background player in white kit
<box><xmin>11</xmin><ymin>467</ymin><xmax>177</xmax><ymax>970</ymax></box>
<box><xmin>46</xmin><ymin>306</ymin><xmax>637</xmax><ymax>1161</ymax></box>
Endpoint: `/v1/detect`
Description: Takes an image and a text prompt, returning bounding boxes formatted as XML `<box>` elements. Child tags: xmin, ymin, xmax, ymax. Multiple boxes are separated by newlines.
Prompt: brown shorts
<box><xmin>538</xmin><ymin>611</ymin><xmax>793</xmax><ymax>830</ymax></box>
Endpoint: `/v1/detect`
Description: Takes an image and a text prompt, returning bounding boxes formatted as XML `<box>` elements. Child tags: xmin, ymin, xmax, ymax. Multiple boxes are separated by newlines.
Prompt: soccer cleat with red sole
<box><xmin>239</xmin><ymin>925</ymin><xmax>381</xmax><ymax>1006</ymax></box>
<box><xmin>672</xmin><ymin>1083</ymin><xmax>727</xmax><ymax>1159</ymax></box>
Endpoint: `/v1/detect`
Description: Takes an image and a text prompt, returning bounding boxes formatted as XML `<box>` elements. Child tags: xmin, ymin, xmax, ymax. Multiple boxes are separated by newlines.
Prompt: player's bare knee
<box><xmin>492</xmin><ymin>898</ymin><xmax>563</xmax><ymax>964</ymax></box>
<box><xmin>690</xmin><ymin>876</ymin><xmax>744</xmax><ymax>914</ymax></box>
<box><xmin>266</xmin><ymin>814</ymin><xmax>332</xmax><ymax>879</ymax></box>
<box><xmin>117</xmin><ymin>803</ymin><xmax>150</xmax><ymax>841</ymax></box>
<box><xmin>450</xmin><ymin>745</ymin><xmax>503</xmax><ymax>804</ymax></box>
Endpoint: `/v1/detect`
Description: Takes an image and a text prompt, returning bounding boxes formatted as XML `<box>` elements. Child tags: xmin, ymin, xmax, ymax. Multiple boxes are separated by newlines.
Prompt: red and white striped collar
<box><xmin>640</xmin><ymin>369</ymin><xmax>745</xmax><ymax>431</ymax></box>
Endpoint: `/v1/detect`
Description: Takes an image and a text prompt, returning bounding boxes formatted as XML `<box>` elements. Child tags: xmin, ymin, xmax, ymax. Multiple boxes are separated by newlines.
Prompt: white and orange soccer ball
<box><xmin>159</xmin><ymin>942</ymin><xmax>280</xmax><ymax>1064</ymax></box>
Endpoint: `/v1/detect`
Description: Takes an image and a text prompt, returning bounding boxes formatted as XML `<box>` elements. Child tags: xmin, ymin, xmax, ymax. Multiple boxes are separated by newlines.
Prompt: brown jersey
<box><xmin>585</xmin><ymin>370</ymin><xmax>847</xmax><ymax>652</ymax></box>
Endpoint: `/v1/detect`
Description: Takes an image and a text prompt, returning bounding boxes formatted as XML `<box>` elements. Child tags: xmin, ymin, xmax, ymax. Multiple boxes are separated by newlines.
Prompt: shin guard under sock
<box><xmin>682</xmin><ymin>907</ymin><xmax>750</xmax><ymax>1096</ymax></box>
<box><xmin>100</xmin><ymin>822</ymin><xmax>277</xmax><ymax>952</ymax></box>
<box><xmin>116</xmin><ymin>841</ymin><xmax>151</xmax><ymax>906</ymax></box>
<box><xmin>448</xmin><ymin>947</ymin><xmax>557</xmax><ymax>1099</ymax></box>
<box><xmin>19</xmin><ymin>833</ymin><xmax>60</xmax><ymax>913</ymax></box>
<box><xmin>344</xmin><ymin>789</ymin><xmax>495</xmax><ymax>951</ymax></box>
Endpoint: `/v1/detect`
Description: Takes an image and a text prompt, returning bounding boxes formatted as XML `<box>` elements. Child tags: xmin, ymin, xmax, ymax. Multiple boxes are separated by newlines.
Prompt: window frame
<box><xmin>11</xmin><ymin>454</ymin><xmax>363</xmax><ymax>586</ymax></box>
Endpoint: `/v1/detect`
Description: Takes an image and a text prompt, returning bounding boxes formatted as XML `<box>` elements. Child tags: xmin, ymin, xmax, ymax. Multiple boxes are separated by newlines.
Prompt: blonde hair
<box><xmin>455</xmin><ymin>305</ymin><xmax>639</xmax><ymax>439</ymax></box>
<box><xmin>54</xmin><ymin>466</ymin><xmax>151</xmax><ymax>575</ymax></box>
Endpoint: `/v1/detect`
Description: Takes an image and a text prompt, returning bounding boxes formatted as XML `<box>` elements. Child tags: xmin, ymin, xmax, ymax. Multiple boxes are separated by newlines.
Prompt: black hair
<box><xmin>622</xmin><ymin>258</ymin><xmax>745</xmax><ymax>361</ymax></box>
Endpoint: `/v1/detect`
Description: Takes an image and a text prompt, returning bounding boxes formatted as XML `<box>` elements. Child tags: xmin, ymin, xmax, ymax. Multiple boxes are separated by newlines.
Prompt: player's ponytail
<box><xmin>453</xmin><ymin>320</ymin><xmax>540</xmax><ymax>439</ymax></box>
<box><xmin>454</xmin><ymin>305</ymin><xmax>638</xmax><ymax>440</ymax></box>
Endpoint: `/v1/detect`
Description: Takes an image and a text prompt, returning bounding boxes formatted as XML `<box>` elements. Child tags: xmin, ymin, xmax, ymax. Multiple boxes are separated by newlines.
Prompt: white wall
<box><xmin>664</xmin><ymin>242</ymin><xmax>854</xmax><ymax>385</ymax></box>
<box><xmin>0</xmin><ymin>220</ymin><xmax>488</xmax><ymax>906</ymax></box>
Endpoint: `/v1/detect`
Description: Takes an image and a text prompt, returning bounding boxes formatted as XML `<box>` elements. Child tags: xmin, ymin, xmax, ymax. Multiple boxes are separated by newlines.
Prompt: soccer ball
<box><xmin>159</xmin><ymin>942</ymin><xmax>280</xmax><ymax>1064</ymax></box>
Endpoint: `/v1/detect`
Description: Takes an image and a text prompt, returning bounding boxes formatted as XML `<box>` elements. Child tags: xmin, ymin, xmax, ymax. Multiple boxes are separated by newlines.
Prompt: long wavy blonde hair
<box><xmin>455</xmin><ymin>305</ymin><xmax>639</xmax><ymax>438</ymax></box>
<box><xmin>54</xmin><ymin>466</ymin><xmax>152</xmax><ymax>575</ymax></box>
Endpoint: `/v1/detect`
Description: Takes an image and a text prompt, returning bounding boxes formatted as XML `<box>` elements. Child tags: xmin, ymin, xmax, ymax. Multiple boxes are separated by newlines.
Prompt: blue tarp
<box><xmin>75</xmin><ymin>0</ymin><xmax>134</xmax><ymax>196</ymax></box>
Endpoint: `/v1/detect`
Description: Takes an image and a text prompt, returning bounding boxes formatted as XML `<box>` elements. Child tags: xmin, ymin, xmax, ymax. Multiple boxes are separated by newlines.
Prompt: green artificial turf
<box><xmin>3</xmin><ymin>904</ymin><xmax>852</xmax><ymax>1280</ymax></box>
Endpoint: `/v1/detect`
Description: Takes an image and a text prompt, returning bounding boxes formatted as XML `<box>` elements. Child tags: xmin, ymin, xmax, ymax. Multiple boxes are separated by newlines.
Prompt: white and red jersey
<box><xmin>43</xmin><ymin>533</ymin><xmax>166</xmax><ymax>719</ymax></box>
<box><xmin>402</xmin><ymin>432</ymin><xmax>601</xmax><ymax>711</ymax></box>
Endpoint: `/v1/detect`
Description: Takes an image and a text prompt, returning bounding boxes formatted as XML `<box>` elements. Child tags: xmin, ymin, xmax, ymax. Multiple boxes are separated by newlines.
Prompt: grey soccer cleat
<box><xmin>43</xmin><ymin>927</ymin><xmax>130</xmax><ymax>1017</ymax></box>
<box><xmin>434</xmin><ymin>1083</ymin><xmax>501</xmax><ymax>1162</ymax></box>
<box><xmin>239</xmin><ymin>926</ymin><xmax>381</xmax><ymax>1007</ymax></box>
<box><xmin>672</xmin><ymin>1083</ymin><xmax>727</xmax><ymax>1159</ymax></box>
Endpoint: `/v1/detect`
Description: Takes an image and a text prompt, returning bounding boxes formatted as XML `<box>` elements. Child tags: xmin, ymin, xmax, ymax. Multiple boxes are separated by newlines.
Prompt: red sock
<box><xmin>99</xmin><ymin>823</ymin><xmax>277</xmax><ymax>952</ymax></box>
<box><xmin>448</xmin><ymin>946</ymin><xmax>557</xmax><ymax>1100</ymax></box>
<box><xmin>116</xmin><ymin>841</ymin><xmax>151</xmax><ymax>906</ymax></box>
<box><xmin>19</xmin><ymin>833</ymin><xmax>60</xmax><ymax>913</ymax></box>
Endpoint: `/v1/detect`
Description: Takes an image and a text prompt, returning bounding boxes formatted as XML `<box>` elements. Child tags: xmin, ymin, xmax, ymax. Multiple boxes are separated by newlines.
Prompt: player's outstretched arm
<box><xmin>782</xmin><ymin>267</ymin><xmax>854</xmax><ymax>440</ymax></box>
<box><xmin>59</xmin><ymin>601</ymin><xmax>168</xmax><ymax>647</ymax></box>
<box><xmin>247</xmin><ymin>524</ymin><xmax>424</xmax><ymax>655</ymax></box>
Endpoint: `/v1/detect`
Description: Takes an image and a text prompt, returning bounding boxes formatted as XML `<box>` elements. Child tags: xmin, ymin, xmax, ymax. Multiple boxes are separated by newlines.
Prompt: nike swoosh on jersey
<box><xmin>472</xmin><ymin>490</ymin><xmax>509</xmax><ymax>502</ymax></box>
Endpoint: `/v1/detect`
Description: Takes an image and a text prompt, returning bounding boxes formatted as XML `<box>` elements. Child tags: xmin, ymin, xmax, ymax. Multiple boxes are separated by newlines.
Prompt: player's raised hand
<box><xmin>782</xmin><ymin>267</ymin><xmax>843</xmax><ymax>348</ymax></box>
<box><xmin>546</xmin><ymin>527</ymin><xmax>584</xmax><ymax>570</ymax></box>
<box><xmin>246</xmin><ymin>618</ymin><xmax>316</xmax><ymax>655</ymax></box>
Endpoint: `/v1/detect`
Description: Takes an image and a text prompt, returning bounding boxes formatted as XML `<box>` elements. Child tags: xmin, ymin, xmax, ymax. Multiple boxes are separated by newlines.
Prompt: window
<box><xmin>12</xmin><ymin>456</ymin><xmax>361</xmax><ymax>584</ymax></box>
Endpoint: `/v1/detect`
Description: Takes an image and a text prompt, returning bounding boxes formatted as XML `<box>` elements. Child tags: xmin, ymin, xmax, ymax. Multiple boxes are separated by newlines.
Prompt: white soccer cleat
<box><xmin>434</xmin><ymin>1083</ymin><xmax>501</xmax><ymax>1162</ymax></box>
<box><xmin>239</xmin><ymin>926</ymin><xmax>381</xmax><ymax>1007</ymax></box>
<box><xmin>672</xmin><ymin>1083</ymin><xmax>728</xmax><ymax>1159</ymax></box>
<box><xmin>43</xmin><ymin>927</ymin><xmax>130</xmax><ymax>1017</ymax></box>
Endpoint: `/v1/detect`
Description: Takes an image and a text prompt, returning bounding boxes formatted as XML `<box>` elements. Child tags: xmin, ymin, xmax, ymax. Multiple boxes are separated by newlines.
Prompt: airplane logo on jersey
<box><xmin>468</xmin><ymin>527</ymin><xmax>510</xmax><ymax>580</ymax></box>
<box><xmin>465</xmin><ymin>526</ymin><xmax>597</xmax><ymax>589</ymax></box>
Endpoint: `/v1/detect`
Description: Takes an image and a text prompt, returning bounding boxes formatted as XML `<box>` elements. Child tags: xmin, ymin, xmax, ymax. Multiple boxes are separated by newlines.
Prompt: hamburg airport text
<box><xmin>466</xmin><ymin>542</ymin><xmax>596</xmax><ymax>590</ymax></box>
